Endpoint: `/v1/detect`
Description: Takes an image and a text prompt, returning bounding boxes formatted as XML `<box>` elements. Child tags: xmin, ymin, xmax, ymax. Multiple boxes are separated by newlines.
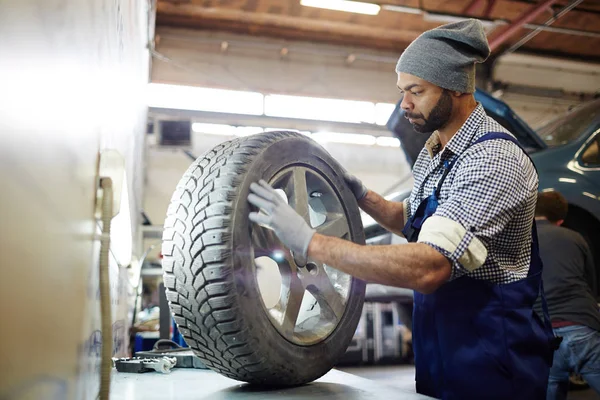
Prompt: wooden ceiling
<box><xmin>156</xmin><ymin>0</ymin><xmax>600</xmax><ymax>62</ymax></box>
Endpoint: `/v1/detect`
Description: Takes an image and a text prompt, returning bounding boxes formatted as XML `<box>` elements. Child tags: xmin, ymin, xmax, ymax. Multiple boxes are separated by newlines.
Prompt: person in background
<box><xmin>534</xmin><ymin>190</ymin><xmax>600</xmax><ymax>399</ymax></box>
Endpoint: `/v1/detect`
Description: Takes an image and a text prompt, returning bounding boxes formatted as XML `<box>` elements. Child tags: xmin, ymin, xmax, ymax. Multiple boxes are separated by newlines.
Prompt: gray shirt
<box><xmin>535</xmin><ymin>219</ymin><xmax>600</xmax><ymax>332</ymax></box>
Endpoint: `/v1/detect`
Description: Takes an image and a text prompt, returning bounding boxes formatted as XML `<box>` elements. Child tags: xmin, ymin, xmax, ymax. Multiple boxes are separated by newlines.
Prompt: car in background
<box><xmin>532</xmin><ymin>98</ymin><xmax>600</xmax><ymax>281</ymax></box>
<box><xmin>363</xmin><ymin>92</ymin><xmax>600</xmax><ymax>306</ymax></box>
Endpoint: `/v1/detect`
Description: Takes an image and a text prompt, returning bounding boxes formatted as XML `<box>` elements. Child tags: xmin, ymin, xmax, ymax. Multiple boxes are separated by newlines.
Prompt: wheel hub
<box><xmin>252</xmin><ymin>166</ymin><xmax>353</xmax><ymax>346</ymax></box>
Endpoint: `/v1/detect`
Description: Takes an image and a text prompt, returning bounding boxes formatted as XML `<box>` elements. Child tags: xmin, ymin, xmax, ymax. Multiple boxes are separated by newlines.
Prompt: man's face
<box><xmin>396</xmin><ymin>73</ymin><xmax>453</xmax><ymax>134</ymax></box>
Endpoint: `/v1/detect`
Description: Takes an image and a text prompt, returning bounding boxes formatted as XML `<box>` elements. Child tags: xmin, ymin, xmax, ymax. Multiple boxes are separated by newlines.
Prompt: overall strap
<box><xmin>473</xmin><ymin>132</ymin><xmax>557</xmax><ymax>347</ymax></box>
<box><xmin>433</xmin><ymin>132</ymin><xmax>520</xmax><ymax>199</ymax></box>
<box><xmin>473</xmin><ymin>132</ymin><xmax>538</xmax><ymax>173</ymax></box>
<box><xmin>527</xmin><ymin>220</ymin><xmax>562</xmax><ymax>349</ymax></box>
<box><xmin>433</xmin><ymin>160</ymin><xmax>454</xmax><ymax>198</ymax></box>
<box><xmin>472</xmin><ymin>131</ymin><xmax>521</xmax><ymax>147</ymax></box>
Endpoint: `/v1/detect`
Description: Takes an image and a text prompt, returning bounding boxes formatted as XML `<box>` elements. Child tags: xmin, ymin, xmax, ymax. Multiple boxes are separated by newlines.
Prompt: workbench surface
<box><xmin>110</xmin><ymin>367</ymin><xmax>432</xmax><ymax>399</ymax></box>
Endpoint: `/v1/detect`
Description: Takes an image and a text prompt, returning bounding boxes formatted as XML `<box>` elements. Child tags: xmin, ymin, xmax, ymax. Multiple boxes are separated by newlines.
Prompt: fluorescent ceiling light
<box><xmin>148</xmin><ymin>83</ymin><xmax>385</xmax><ymax>126</ymax></box>
<box><xmin>375</xmin><ymin>103</ymin><xmax>396</xmax><ymax>126</ymax></box>
<box><xmin>264</xmin><ymin>127</ymin><xmax>298</xmax><ymax>132</ymax></box>
<box><xmin>191</xmin><ymin>123</ymin><xmax>397</xmax><ymax>147</ymax></box>
<box><xmin>313</xmin><ymin>131</ymin><xmax>377</xmax><ymax>145</ymax></box>
<box><xmin>265</xmin><ymin>94</ymin><xmax>375</xmax><ymax>124</ymax></box>
<box><xmin>192</xmin><ymin>123</ymin><xmax>236</xmax><ymax>135</ymax></box>
<box><xmin>300</xmin><ymin>0</ymin><xmax>380</xmax><ymax>15</ymax></box>
<box><xmin>148</xmin><ymin>83</ymin><xmax>264</xmax><ymax>115</ymax></box>
<box><xmin>192</xmin><ymin>123</ymin><xmax>265</xmax><ymax>137</ymax></box>
<box><xmin>264</xmin><ymin>128</ymin><xmax>312</xmax><ymax>136</ymax></box>
<box><xmin>235</xmin><ymin>126</ymin><xmax>264</xmax><ymax>136</ymax></box>
<box><xmin>381</xmin><ymin>5</ymin><xmax>422</xmax><ymax>15</ymax></box>
<box><xmin>376</xmin><ymin>136</ymin><xmax>400</xmax><ymax>147</ymax></box>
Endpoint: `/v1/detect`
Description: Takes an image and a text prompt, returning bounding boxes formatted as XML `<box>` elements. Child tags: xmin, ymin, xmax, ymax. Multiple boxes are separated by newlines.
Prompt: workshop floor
<box><xmin>337</xmin><ymin>365</ymin><xmax>599</xmax><ymax>399</ymax></box>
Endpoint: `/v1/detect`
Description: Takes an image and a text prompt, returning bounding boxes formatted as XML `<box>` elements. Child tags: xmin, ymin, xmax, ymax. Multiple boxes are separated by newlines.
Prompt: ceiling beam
<box><xmin>463</xmin><ymin>0</ymin><xmax>487</xmax><ymax>14</ymax></box>
<box><xmin>489</xmin><ymin>0</ymin><xmax>556</xmax><ymax>51</ymax></box>
<box><xmin>499</xmin><ymin>0</ymin><xmax>585</xmax><ymax>56</ymax></box>
<box><xmin>156</xmin><ymin>3</ymin><xmax>421</xmax><ymax>50</ymax></box>
<box><xmin>484</xmin><ymin>0</ymin><xmax>498</xmax><ymax>17</ymax></box>
<box><xmin>506</xmin><ymin>0</ymin><xmax>600</xmax><ymax>15</ymax></box>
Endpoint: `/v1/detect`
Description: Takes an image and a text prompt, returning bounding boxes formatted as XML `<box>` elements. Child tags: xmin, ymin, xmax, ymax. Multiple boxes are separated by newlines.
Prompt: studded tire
<box><xmin>161</xmin><ymin>131</ymin><xmax>366</xmax><ymax>386</ymax></box>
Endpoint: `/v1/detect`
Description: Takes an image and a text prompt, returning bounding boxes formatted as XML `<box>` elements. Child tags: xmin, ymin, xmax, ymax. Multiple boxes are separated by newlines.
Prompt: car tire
<box><xmin>161</xmin><ymin>131</ymin><xmax>366</xmax><ymax>386</ymax></box>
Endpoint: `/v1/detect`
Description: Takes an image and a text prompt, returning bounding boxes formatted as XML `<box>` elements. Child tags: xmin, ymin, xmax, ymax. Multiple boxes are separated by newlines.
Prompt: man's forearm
<box><xmin>359</xmin><ymin>190</ymin><xmax>405</xmax><ymax>236</ymax></box>
<box><xmin>307</xmin><ymin>233</ymin><xmax>451</xmax><ymax>294</ymax></box>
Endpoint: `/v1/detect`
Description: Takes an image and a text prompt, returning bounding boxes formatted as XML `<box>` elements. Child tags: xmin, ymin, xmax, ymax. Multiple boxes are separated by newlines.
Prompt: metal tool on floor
<box><xmin>113</xmin><ymin>357</ymin><xmax>177</xmax><ymax>374</ymax></box>
<box><xmin>134</xmin><ymin>339</ymin><xmax>208</xmax><ymax>369</ymax></box>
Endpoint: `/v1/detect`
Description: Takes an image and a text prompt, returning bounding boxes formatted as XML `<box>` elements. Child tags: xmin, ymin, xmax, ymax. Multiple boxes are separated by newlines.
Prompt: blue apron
<box><xmin>402</xmin><ymin>132</ymin><xmax>560</xmax><ymax>400</ymax></box>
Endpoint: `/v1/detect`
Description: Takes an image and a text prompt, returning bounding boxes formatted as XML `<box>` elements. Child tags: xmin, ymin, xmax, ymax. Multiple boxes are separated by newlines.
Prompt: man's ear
<box><xmin>452</xmin><ymin>91</ymin><xmax>466</xmax><ymax>98</ymax></box>
<box><xmin>556</xmin><ymin>219</ymin><xmax>564</xmax><ymax>226</ymax></box>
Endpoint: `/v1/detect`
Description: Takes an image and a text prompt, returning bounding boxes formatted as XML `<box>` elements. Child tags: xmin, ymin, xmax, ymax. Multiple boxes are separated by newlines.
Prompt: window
<box><xmin>581</xmin><ymin>134</ymin><xmax>600</xmax><ymax>167</ymax></box>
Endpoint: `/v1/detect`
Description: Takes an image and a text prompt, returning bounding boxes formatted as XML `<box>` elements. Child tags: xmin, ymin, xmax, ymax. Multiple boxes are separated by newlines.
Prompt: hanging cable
<box><xmin>99</xmin><ymin>177</ymin><xmax>113</xmax><ymax>400</ymax></box>
<box><xmin>503</xmin><ymin>0</ymin><xmax>585</xmax><ymax>56</ymax></box>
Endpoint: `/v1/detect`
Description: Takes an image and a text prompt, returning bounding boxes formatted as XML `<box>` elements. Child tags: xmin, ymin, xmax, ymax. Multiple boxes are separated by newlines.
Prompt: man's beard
<box><xmin>405</xmin><ymin>90</ymin><xmax>453</xmax><ymax>133</ymax></box>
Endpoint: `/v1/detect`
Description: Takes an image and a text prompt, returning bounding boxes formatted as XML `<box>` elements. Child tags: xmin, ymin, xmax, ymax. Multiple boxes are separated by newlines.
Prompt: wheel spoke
<box><xmin>316</xmin><ymin>213</ymin><xmax>350</xmax><ymax>239</ymax></box>
<box><xmin>306</xmin><ymin>265</ymin><xmax>346</xmax><ymax>323</ymax></box>
<box><xmin>289</xmin><ymin>169</ymin><xmax>310</xmax><ymax>225</ymax></box>
<box><xmin>256</xmin><ymin>165</ymin><xmax>354</xmax><ymax>345</ymax></box>
<box><xmin>280</xmin><ymin>263</ymin><xmax>305</xmax><ymax>335</ymax></box>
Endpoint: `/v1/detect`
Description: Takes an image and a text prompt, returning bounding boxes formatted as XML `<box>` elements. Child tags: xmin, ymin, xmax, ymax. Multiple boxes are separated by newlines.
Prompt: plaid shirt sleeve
<box><xmin>417</xmin><ymin>145</ymin><xmax>537</xmax><ymax>279</ymax></box>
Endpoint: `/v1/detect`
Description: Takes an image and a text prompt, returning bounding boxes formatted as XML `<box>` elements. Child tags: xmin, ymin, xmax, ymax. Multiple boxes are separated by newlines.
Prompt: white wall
<box><xmin>0</xmin><ymin>0</ymin><xmax>150</xmax><ymax>399</ymax></box>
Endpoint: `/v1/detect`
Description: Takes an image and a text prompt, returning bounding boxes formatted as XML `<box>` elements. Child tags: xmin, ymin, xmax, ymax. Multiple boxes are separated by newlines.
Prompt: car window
<box><xmin>581</xmin><ymin>134</ymin><xmax>600</xmax><ymax>167</ymax></box>
<box><xmin>537</xmin><ymin>99</ymin><xmax>600</xmax><ymax>147</ymax></box>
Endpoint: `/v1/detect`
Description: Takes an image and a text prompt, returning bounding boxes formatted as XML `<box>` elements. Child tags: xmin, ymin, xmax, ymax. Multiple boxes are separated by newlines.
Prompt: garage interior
<box><xmin>2</xmin><ymin>0</ymin><xmax>600</xmax><ymax>399</ymax></box>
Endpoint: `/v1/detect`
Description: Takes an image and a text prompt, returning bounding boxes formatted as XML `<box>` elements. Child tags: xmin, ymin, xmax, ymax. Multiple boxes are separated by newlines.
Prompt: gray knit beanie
<box><xmin>396</xmin><ymin>19</ymin><xmax>490</xmax><ymax>93</ymax></box>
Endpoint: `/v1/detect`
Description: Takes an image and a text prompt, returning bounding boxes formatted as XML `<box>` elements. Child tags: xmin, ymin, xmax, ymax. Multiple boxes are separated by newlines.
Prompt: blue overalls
<box><xmin>402</xmin><ymin>132</ymin><xmax>559</xmax><ymax>400</ymax></box>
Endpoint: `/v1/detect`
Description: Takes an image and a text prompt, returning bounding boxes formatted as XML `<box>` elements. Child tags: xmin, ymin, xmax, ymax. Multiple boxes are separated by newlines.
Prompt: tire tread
<box><xmin>162</xmin><ymin>133</ymin><xmax>312</xmax><ymax>384</ymax></box>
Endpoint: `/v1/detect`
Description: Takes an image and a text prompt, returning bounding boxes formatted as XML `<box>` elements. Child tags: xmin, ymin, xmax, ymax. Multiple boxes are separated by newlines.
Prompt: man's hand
<box><xmin>342</xmin><ymin>170</ymin><xmax>368</xmax><ymax>201</ymax></box>
<box><xmin>248</xmin><ymin>180</ymin><xmax>316</xmax><ymax>263</ymax></box>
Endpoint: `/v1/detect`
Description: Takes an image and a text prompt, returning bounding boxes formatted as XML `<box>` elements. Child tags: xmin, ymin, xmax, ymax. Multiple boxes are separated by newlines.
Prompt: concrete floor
<box><xmin>337</xmin><ymin>365</ymin><xmax>599</xmax><ymax>399</ymax></box>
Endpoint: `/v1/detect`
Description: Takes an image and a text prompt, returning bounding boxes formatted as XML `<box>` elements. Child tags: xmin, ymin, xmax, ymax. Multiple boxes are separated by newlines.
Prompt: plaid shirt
<box><xmin>405</xmin><ymin>103</ymin><xmax>538</xmax><ymax>283</ymax></box>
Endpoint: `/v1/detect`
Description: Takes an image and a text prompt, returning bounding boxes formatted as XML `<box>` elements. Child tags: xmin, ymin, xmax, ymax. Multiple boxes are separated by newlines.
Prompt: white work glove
<box><xmin>342</xmin><ymin>170</ymin><xmax>368</xmax><ymax>201</ymax></box>
<box><xmin>248</xmin><ymin>180</ymin><xmax>316</xmax><ymax>263</ymax></box>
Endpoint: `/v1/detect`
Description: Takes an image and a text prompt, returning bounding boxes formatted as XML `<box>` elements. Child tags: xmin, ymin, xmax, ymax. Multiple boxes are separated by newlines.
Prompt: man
<box><xmin>247</xmin><ymin>20</ymin><xmax>554</xmax><ymax>399</ymax></box>
<box><xmin>534</xmin><ymin>191</ymin><xmax>600</xmax><ymax>399</ymax></box>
